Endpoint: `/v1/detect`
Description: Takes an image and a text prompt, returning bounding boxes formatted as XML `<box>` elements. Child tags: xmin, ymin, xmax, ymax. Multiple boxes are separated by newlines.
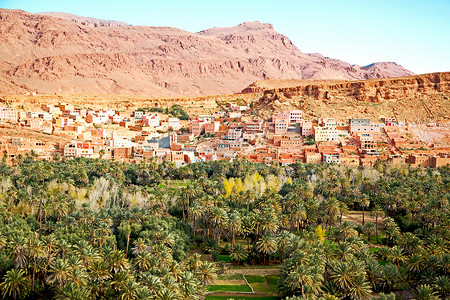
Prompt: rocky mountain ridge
<box><xmin>0</xmin><ymin>9</ymin><xmax>415</xmax><ymax>96</ymax></box>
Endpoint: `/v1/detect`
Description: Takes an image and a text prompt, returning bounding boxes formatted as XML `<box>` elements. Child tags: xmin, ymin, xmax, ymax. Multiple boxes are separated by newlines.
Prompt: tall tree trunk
<box><xmin>375</xmin><ymin>216</ymin><xmax>379</xmax><ymax>243</ymax></box>
<box><xmin>193</xmin><ymin>216</ymin><xmax>196</xmax><ymax>239</ymax></box>
<box><xmin>362</xmin><ymin>207</ymin><xmax>365</xmax><ymax>226</ymax></box>
<box><xmin>126</xmin><ymin>233</ymin><xmax>130</xmax><ymax>255</ymax></box>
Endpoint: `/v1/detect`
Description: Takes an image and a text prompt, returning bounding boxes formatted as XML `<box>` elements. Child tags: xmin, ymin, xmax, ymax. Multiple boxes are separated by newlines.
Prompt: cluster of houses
<box><xmin>0</xmin><ymin>101</ymin><xmax>448</xmax><ymax>168</ymax></box>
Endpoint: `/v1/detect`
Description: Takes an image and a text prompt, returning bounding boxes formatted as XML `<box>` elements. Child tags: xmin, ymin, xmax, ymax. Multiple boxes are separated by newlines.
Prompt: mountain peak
<box><xmin>198</xmin><ymin>21</ymin><xmax>274</xmax><ymax>36</ymax></box>
<box><xmin>0</xmin><ymin>8</ymin><xmax>415</xmax><ymax>96</ymax></box>
<box><xmin>38</xmin><ymin>11</ymin><xmax>129</xmax><ymax>27</ymax></box>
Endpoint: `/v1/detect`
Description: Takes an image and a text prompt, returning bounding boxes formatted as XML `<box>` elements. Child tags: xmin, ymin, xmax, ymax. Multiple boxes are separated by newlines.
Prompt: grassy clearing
<box><xmin>207</xmin><ymin>285</ymin><xmax>253</xmax><ymax>292</ymax></box>
<box><xmin>218</xmin><ymin>254</ymin><xmax>232</xmax><ymax>262</ymax></box>
<box><xmin>218</xmin><ymin>274</ymin><xmax>244</xmax><ymax>280</ymax></box>
<box><xmin>215</xmin><ymin>280</ymin><xmax>247</xmax><ymax>285</ymax></box>
<box><xmin>205</xmin><ymin>296</ymin><xmax>278</xmax><ymax>300</ymax></box>
<box><xmin>250</xmin><ymin>282</ymin><xmax>272</xmax><ymax>294</ymax></box>
<box><xmin>245</xmin><ymin>275</ymin><xmax>265</xmax><ymax>283</ymax></box>
<box><xmin>265</xmin><ymin>275</ymin><xmax>279</xmax><ymax>292</ymax></box>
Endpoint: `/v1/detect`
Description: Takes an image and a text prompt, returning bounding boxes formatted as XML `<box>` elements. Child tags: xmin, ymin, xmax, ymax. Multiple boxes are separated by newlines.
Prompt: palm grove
<box><xmin>0</xmin><ymin>154</ymin><xmax>448</xmax><ymax>299</ymax></box>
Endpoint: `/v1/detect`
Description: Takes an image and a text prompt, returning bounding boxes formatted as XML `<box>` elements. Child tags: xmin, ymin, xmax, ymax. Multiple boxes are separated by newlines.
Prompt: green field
<box><xmin>207</xmin><ymin>285</ymin><xmax>253</xmax><ymax>292</ymax></box>
<box><xmin>217</xmin><ymin>274</ymin><xmax>245</xmax><ymax>280</ymax></box>
<box><xmin>217</xmin><ymin>254</ymin><xmax>232</xmax><ymax>262</ymax></box>
<box><xmin>245</xmin><ymin>275</ymin><xmax>266</xmax><ymax>283</ymax></box>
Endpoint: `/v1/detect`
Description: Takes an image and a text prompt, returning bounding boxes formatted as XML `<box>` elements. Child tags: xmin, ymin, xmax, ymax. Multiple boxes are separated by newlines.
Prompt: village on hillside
<box><xmin>0</xmin><ymin>100</ymin><xmax>449</xmax><ymax>168</ymax></box>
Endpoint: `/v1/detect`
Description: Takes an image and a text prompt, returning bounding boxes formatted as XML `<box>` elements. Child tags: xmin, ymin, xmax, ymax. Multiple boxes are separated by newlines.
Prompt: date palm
<box><xmin>134</xmin><ymin>251</ymin><xmax>153</xmax><ymax>271</ymax></box>
<box><xmin>359</xmin><ymin>196</ymin><xmax>370</xmax><ymax>226</ymax></box>
<box><xmin>47</xmin><ymin>258</ymin><xmax>71</xmax><ymax>290</ymax></box>
<box><xmin>9</xmin><ymin>236</ymin><xmax>28</xmax><ymax>268</ymax></box>
<box><xmin>434</xmin><ymin>275</ymin><xmax>450</xmax><ymax>299</ymax></box>
<box><xmin>89</xmin><ymin>259</ymin><xmax>111</xmax><ymax>296</ymax></box>
<box><xmin>255</xmin><ymin>234</ymin><xmax>278</xmax><ymax>264</ymax></box>
<box><xmin>414</xmin><ymin>284</ymin><xmax>439</xmax><ymax>300</ymax></box>
<box><xmin>0</xmin><ymin>268</ymin><xmax>29</xmax><ymax>300</ymax></box>
<box><xmin>57</xmin><ymin>282</ymin><xmax>91</xmax><ymax>300</ymax></box>
<box><xmin>287</xmin><ymin>264</ymin><xmax>313</xmax><ymax>298</ymax></box>
<box><xmin>120</xmin><ymin>278</ymin><xmax>140</xmax><ymax>300</ymax></box>
<box><xmin>227</xmin><ymin>211</ymin><xmax>241</xmax><ymax>249</ymax></box>
<box><xmin>68</xmin><ymin>267</ymin><xmax>89</xmax><ymax>288</ymax></box>
<box><xmin>388</xmin><ymin>246</ymin><xmax>407</xmax><ymax>267</ymax></box>
<box><xmin>108</xmin><ymin>250</ymin><xmax>129</xmax><ymax>273</ymax></box>
<box><xmin>189</xmin><ymin>201</ymin><xmax>202</xmax><ymax>239</ymax></box>
<box><xmin>370</xmin><ymin>205</ymin><xmax>385</xmax><ymax>243</ymax></box>
<box><xmin>197</xmin><ymin>261</ymin><xmax>216</xmax><ymax>287</ymax></box>
<box><xmin>363</xmin><ymin>222</ymin><xmax>375</xmax><ymax>243</ymax></box>
<box><xmin>179</xmin><ymin>271</ymin><xmax>202</xmax><ymax>300</ymax></box>
<box><xmin>230</xmin><ymin>244</ymin><xmax>248</xmax><ymax>265</ymax></box>
<box><xmin>339</xmin><ymin>221</ymin><xmax>358</xmax><ymax>241</ymax></box>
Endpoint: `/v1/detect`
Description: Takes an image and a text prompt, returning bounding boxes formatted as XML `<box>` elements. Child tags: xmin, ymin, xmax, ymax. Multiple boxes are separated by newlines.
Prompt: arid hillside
<box><xmin>0</xmin><ymin>9</ymin><xmax>413</xmax><ymax>96</ymax></box>
<box><xmin>246</xmin><ymin>72</ymin><xmax>450</xmax><ymax>123</ymax></box>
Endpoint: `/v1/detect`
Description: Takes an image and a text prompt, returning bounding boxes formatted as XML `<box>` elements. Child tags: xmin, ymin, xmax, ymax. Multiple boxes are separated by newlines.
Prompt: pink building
<box><xmin>289</xmin><ymin>110</ymin><xmax>303</xmax><ymax>123</ymax></box>
<box><xmin>228</xmin><ymin>129</ymin><xmax>242</xmax><ymax>140</ymax></box>
<box><xmin>301</xmin><ymin>120</ymin><xmax>313</xmax><ymax>137</ymax></box>
<box><xmin>204</xmin><ymin>121</ymin><xmax>220</xmax><ymax>135</ymax></box>
<box><xmin>190</xmin><ymin>120</ymin><xmax>207</xmax><ymax>136</ymax></box>
<box><xmin>244</xmin><ymin>119</ymin><xmax>264</xmax><ymax>132</ymax></box>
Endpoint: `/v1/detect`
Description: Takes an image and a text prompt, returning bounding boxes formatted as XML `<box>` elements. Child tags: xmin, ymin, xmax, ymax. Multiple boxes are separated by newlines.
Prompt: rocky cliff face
<box><xmin>0</xmin><ymin>9</ymin><xmax>414</xmax><ymax>96</ymax></box>
<box><xmin>255</xmin><ymin>72</ymin><xmax>449</xmax><ymax>102</ymax></box>
<box><xmin>247</xmin><ymin>72</ymin><xmax>450</xmax><ymax>123</ymax></box>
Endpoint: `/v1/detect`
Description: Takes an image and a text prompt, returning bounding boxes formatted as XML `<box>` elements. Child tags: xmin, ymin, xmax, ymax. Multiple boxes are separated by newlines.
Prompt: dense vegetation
<box><xmin>0</xmin><ymin>154</ymin><xmax>448</xmax><ymax>299</ymax></box>
<box><xmin>144</xmin><ymin>105</ymin><xmax>190</xmax><ymax>121</ymax></box>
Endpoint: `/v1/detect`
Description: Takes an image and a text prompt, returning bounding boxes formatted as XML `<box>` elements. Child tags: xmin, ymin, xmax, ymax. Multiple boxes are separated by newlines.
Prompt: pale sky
<box><xmin>1</xmin><ymin>0</ymin><xmax>449</xmax><ymax>75</ymax></box>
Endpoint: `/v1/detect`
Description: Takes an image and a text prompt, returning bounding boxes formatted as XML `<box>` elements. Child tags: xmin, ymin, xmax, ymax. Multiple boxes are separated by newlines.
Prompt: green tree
<box><xmin>0</xmin><ymin>268</ymin><xmax>29</xmax><ymax>300</ymax></box>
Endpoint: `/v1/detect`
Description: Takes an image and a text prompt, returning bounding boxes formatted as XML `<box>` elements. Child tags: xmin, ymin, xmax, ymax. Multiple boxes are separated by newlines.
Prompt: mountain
<box><xmin>38</xmin><ymin>12</ymin><xmax>129</xmax><ymax>27</ymax></box>
<box><xmin>0</xmin><ymin>9</ymin><xmax>414</xmax><ymax>96</ymax></box>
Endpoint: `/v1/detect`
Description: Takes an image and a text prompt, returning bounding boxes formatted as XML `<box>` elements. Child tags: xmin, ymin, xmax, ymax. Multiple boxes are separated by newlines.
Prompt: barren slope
<box><xmin>0</xmin><ymin>9</ymin><xmax>414</xmax><ymax>96</ymax></box>
<box><xmin>245</xmin><ymin>72</ymin><xmax>450</xmax><ymax>123</ymax></box>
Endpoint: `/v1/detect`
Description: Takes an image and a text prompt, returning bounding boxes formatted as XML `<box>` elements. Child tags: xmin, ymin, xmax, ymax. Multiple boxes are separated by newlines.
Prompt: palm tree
<box><xmin>57</xmin><ymin>282</ymin><xmax>91</xmax><ymax>300</ymax></box>
<box><xmin>323</xmin><ymin>197</ymin><xmax>340</xmax><ymax>228</ymax></box>
<box><xmin>347</xmin><ymin>274</ymin><xmax>372</xmax><ymax>299</ymax></box>
<box><xmin>131</xmin><ymin>238</ymin><xmax>147</xmax><ymax>255</ymax></box>
<box><xmin>89</xmin><ymin>259</ymin><xmax>111</xmax><ymax>296</ymax></box>
<box><xmin>433</xmin><ymin>276</ymin><xmax>449</xmax><ymax>299</ymax></box>
<box><xmin>255</xmin><ymin>234</ymin><xmax>278</xmax><ymax>264</ymax></box>
<box><xmin>0</xmin><ymin>268</ymin><xmax>29</xmax><ymax>300</ymax></box>
<box><xmin>339</xmin><ymin>221</ymin><xmax>358</xmax><ymax>241</ymax></box>
<box><xmin>179</xmin><ymin>271</ymin><xmax>202</xmax><ymax>300</ymax></box>
<box><xmin>120</xmin><ymin>278</ymin><xmax>140</xmax><ymax>300</ymax></box>
<box><xmin>406</xmin><ymin>253</ymin><xmax>425</xmax><ymax>274</ymax></box>
<box><xmin>197</xmin><ymin>261</ymin><xmax>216</xmax><ymax>287</ymax></box>
<box><xmin>359</xmin><ymin>196</ymin><xmax>370</xmax><ymax>226</ymax></box>
<box><xmin>363</xmin><ymin>222</ymin><xmax>376</xmax><ymax>243</ymax></box>
<box><xmin>388</xmin><ymin>246</ymin><xmax>407</xmax><ymax>267</ymax></box>
<box><xmin>29</xmin><ymin>238</ymin><xmax>45</xmax><ymax>289</ymax></box>
<box><xmin>414</xmin><ymin>284</ymin><xmax>439</xmax><ymax>300</ymax></box>
<box><xmin>230</xmin><ymin>244</ymin><xmax>248</xmax><ymax>265</ymax></box>
<box><xmin>108</xmin><ymin>250</ymin><xmax>129</xmax><ymax>273</ymax></box>
<box><xmin>370</xmin><ymin>205</ymin><xmax>385</xmax><ymax>243</ymax></box>
<box><xmin>68</xmin><ymin>267</ymin><xmax>89</xmax><ymax>288</ymax></box>
<box><xmin>227</xmin><ymin>211</ymin><xmax>242</xmax><ymax>249</ymax></box>
<box><xmin>9</xmin><ymin>236</ymin><xmax>28</xmax><ymax>268</ymax></box>
<box><xmin>47</xmin><ymin>258</ymin><xmax>71</xmax><ymax>290</ymax></box>
<box><xmin>338</xmin><ymin>201</ymin><xmax>348</xmax><ymax>226</ymax></box>
<box><xmin>189</xmin><ymin>201</ymin><xmax>202</xmax><ymax>240</ymax></box>
<box><xmin>287</xmin><ymin>264</ymin><xmax>313</xmax><ymax>298</ymax></box>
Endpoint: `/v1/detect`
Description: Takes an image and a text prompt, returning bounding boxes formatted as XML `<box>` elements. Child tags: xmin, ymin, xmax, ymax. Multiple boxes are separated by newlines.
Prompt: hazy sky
<box><xmin>1</xmin><ymin>0</ymin><xmax>449</xmax><ymax>75</ymax></box>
